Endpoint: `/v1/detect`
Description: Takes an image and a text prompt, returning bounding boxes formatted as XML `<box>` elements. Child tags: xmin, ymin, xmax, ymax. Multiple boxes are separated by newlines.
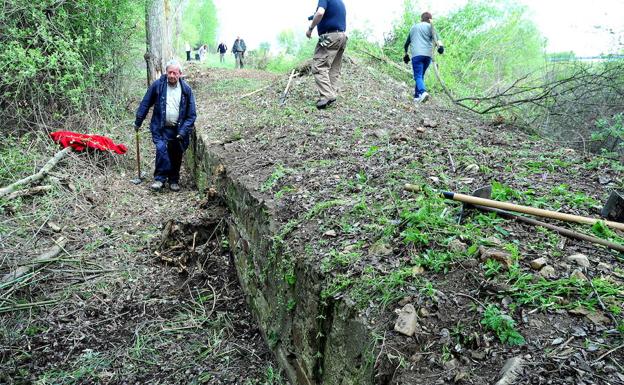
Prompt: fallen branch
<box><xmin>591</xmin><ymin>344</ymin><xmax>624</xmax><ymax>365</ymax></box>
<box><xmin>0</xmin><ymin>147</ymin><xmax>72</xmax><ymax>199</ymax></box>
<box><xmin>0</xmin><ymin>299</ymin><xmax>60</xmax><ymax>314</ymax></box>
<box><xmin>1</xmin><ymin>237</ymin><xmax>67</xmax><ymax>284</ymax></box>
<box><xmin>495</xmin><ymin>356</ymin><xmax>526</xmax><ymax>385</ymax></box>
<box><xmin>356</xmin><ymin>48</ymin><xmax>412</xmax><ymax>76</ymax></box>
<box><xmin>4</xmin><ymin>185</ymin><xmax>54</xmax><ymax>201</ymax></box>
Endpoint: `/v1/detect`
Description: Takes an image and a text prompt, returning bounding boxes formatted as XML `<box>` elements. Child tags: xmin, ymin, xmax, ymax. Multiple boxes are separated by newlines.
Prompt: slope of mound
<box><xmin>188</xmin><ymin>59</ymin><xmax>623</xmax><ymax>385</ymax></box>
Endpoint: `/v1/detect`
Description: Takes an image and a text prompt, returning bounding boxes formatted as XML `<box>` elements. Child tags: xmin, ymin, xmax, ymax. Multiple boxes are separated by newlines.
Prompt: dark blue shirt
<box><xmin>316</xmin><ymin>0</ymin><xmax>346</xmax><ymax>35</ymax></box>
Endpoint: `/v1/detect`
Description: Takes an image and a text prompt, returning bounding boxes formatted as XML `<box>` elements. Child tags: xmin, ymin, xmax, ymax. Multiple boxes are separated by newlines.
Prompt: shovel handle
<box><xmin>444</xmin><ymin>192</ymin><xmax>624</xmax><ymax>232</ymax></box>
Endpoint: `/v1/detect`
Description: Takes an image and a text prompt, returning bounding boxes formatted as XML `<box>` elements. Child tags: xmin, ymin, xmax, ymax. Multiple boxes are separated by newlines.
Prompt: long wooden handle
<box><xmin>476</xmin><ymin>205</ymin><xmax>624</xmax><ymax>253</ymax></box>
<box><xmin>445</xmin><ymin>191</ymin><xmax>624</xmax><ymax>231</ymax></box>
<box><xmin>283</xmin><ymin>69</ymin><xmax>296</xmax><ymax>98</ymax></box>
<box><xmin>135</xmin><ymin>131</ymin><xmax>141</xmax><ymax>178</ymax></box>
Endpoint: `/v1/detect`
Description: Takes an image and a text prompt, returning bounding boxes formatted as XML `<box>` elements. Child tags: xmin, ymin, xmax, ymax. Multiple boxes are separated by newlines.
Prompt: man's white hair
<box><xmin>165</xmin><ymin>60</ymin><xmax>183</xmax><ymax>72</ymax></box>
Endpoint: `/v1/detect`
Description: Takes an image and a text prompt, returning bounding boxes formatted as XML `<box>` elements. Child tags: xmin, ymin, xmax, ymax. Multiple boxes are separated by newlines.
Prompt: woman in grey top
<box><xmin>404</xmin><ymin>12</ymin><xmax>444</xmax><ymax>103</ymax></box>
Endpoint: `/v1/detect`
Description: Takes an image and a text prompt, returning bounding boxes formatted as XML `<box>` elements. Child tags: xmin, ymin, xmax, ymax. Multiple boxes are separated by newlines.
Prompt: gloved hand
<box><xmin>403</xmin><ymin>53</ymin><xmax>410</xmax><ymax>64</ymax></box>
<box><xmin>176</xmin><ymin>134</ymin><xmax>183</xmax><ymax>141</ymax></box>
<box><xmin>134</xmin><ymin>125</ymin><xmax>140</xmax><ymax>132</ymax></box>
<box><xmin>437</xmin><ymin>46</ymin><xmax>444</xmax><ymax>55</ymax></box>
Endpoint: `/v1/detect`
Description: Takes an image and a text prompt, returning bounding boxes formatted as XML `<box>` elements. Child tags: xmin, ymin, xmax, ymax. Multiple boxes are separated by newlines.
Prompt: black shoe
<box><xmin>316</xmin><ymin>98</ymin><xmax>336</xmax><ymax>109</ymax></box>
<box><xmin>169</xmin><ymin>183</ymin><xmax>180</xmax><ymax>192</ymax></box>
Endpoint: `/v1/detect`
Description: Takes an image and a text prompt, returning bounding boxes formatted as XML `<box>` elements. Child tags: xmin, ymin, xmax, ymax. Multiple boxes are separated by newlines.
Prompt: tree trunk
<box><xmin>145</xmin><ymin>0</ymin><xmax>163</xmax><ymax>85</ymax></box>
<box><xmin>145</xmin><ymin>0</ymin><xmax>174</xmax><ymax>86</ymax></box>
<box><xmin>162</xmin><ymin>0</ymin><xmax>173</xmax><ymax>65</ymax></box>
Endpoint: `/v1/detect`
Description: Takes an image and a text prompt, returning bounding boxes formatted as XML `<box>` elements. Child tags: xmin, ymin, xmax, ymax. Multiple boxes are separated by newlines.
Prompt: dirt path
<box><xmin>0</xmin><ymin>69</ymin><xmax>283</xmax><ymax>384</ymax></box>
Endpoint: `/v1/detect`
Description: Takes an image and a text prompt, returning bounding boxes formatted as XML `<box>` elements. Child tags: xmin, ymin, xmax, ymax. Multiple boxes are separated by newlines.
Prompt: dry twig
<box><xmin>0</xmin><ymin>147</ymin><xmax>72</xmax><ymax>198</ymax></box>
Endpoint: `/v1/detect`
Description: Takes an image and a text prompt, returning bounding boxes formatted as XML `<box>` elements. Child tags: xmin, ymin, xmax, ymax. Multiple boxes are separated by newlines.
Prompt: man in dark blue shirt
<box><xmin>306</xmin><ymin>0</ymin><xmax>347</xmax><ymax>109</ymax></box>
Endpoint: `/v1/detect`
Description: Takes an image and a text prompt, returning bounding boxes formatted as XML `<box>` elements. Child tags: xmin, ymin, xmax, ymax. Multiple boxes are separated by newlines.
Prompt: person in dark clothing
<box><xmin>134</xmin><ymin>60</ymin><xmax>197</xmax><ymax>192</ymax></box>
<box><xmin>218</xmin><ymin>42</ymin><xmax>228</xmax><ymax>63</ymax></box>
<box><xmin>232</xmin><ymin>37</ymin><xmax>246</xmax><ymax>68</ymax></box>
<box><xmin>185</xmin><ymin>42</ymin><xmax>192</xmax><ymax>61</ymax></box>
<box><xmin>306</xmin><ymin>0</ymin><xmax>348</xmax><ymax>109</ymax></box>
<box><xmin>403</xmin><ymin>12</ymin><xmax>444</xmax><ymax>103</ymax></box>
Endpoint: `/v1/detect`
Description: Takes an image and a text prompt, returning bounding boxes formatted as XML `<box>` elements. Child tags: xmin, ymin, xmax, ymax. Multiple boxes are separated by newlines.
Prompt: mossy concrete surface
<box><xmin>187</xmin><ymin>130</ymin><xmax>375</xmax><ymax>385</ymax></box>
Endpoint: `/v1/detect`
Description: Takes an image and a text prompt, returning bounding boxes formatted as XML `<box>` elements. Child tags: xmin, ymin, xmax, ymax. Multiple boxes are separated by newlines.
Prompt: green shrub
<box><xmin>0</xmin><ymin>0</ymin><xmax>141</xmax><ymax>127</ymax></box>
<box><xmin>384</xmin><ymin>0</ymin><xmax>545</xmax><ymax>101</ymax></box>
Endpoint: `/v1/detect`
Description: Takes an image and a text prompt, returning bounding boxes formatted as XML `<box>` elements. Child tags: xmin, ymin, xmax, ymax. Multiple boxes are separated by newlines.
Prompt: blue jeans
<box><xmin>152</xmin><ymin>127</ymin><xmax>184</xmax><ymax>183</ymax></box>
<box><xmin>411</xmin><ymin>55</ymin><xmax>431</xmax><ymax>98</ymax></box>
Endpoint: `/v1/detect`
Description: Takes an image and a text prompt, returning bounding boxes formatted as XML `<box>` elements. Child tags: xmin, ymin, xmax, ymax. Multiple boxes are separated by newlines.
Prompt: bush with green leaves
<box><xmin>591</xmin><ymin>113</ymin><xmax>624</xmax><ymax>153</ymax></box>
<box><xmin>384</xmin><ymin>0</ymin><xmax>546</xmax><ymax>100</ymax></box>
<box><xmin>179</xmin><ymin>0</ymin><xmax>218</xmax><ymax>49</ymax></box>
<box><xmin>0</xmin><ymin>0</ymin><xmax>141</xmax><ymax>127</ymax></box>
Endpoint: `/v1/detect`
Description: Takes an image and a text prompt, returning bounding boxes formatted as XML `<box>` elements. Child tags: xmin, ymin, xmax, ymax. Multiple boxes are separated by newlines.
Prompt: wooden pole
<box><xmin>444</xmin><ymin>191</ymin><xmax>624</xmax><ymax>231</ymax></box>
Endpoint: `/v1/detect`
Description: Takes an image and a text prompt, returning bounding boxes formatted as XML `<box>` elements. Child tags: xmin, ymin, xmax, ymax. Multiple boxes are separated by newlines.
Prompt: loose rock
<box><xmin>479</xmin><ymin>247</ymin><xmax>513</xmax><ymax>268</ymax></box>
<box><xmin>567</xmin><ymin>254</ymin><xmax>590</xmax><ymax>268</ymax></box>
<box><xmin>449</xmin><ymin>239</ymin><xmax>468</xmax><ymax>253</ymax></box>
<box><xmin>422</xmin><ymin>118</ymin><xmax>438</xmax><ymax>128</ymax></box>
<box><xmin>540</xmin><ymin>265</ymin><xmax>557</xmax><ymax>279</ymax></box>
<box><xmin>530</xmin><ymin>257</ymin><xmax>547</xmax><ymax>270</ymax></box>
<box><xmin>569</xmin><ymin>269</ymin><xmax>588</xmax><ymax>281</ymax></box>
<box><xmin>394</xmin><ymin>304</ymin><xmax>418</xmax><ymax>337</ymax></box>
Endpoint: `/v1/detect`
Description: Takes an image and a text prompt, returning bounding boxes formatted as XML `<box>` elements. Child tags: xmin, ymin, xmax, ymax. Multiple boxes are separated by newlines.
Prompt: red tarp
<box><xmin>50</xmin><ymin>131</ymin><xmax>127</xmax><ymax>154</ymax></box>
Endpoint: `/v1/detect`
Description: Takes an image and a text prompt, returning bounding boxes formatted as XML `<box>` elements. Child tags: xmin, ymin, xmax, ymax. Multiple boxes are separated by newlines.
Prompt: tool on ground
<box><xmin>602</xmin><ymin>190</ymin><xmax>624</xmax><ymax>222</ymax></box>
<box><xmin>457</xmin><ymin>185</ymin><xmax>491</xmax><ymax>223</ymax></box>
<box><xmin>458</xmin><ymin>186</ymin><xmax>624</xmax><ymax>253</ymax></box>
<box><xmin>130</xmin><ymin>129</ymin><xmax>144</xmax><ymax>185</ymax></box>
<box><xmin>279</xmin><ymin>69</ymin><xmax>297</xmax><ymax>106</ymax></box>
<box><xmin>439</xmin><ymin>189</ymin><xmax>624</xmax><ymax>231</ymax></box>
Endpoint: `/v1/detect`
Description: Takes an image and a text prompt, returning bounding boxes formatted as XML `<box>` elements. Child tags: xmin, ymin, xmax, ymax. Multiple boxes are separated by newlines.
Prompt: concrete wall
<box><xmin>187</xmin><ymin>131</ymin><xmax>374</xmax><ymax>385</ymax></box>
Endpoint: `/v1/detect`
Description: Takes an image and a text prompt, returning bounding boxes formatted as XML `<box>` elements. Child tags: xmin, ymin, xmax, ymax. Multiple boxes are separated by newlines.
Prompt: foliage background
<box><xmin>0</xmin><ymin>0</ymin><xmax>144</xmax><ymax>130</ymax></box>
<box><xmin>179</xmin><ymin>0</ymin><xmax>218</xmax><ymax>51</ymax></box>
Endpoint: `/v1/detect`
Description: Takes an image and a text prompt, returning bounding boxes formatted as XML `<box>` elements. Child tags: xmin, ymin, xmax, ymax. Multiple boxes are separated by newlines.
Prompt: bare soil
<box><xmin>187</xmin><ymin>59</ymin><xmax>624</xmax><ymax>385</ymax></box>
<box><xmin>1</xmin><ymin>57</ymin><xmax>623</xmax><ymax>385</ymax></box>
<box><xmin>0</xmin><ymin>96</ymin><xmax>282</xmax><ymax>384</ymax></box>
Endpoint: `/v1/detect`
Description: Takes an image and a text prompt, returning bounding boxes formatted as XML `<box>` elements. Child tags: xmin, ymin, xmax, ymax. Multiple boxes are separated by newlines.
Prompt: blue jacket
<box><xmin>135</xmin><ymin>75</ymin><xmax>196</xmax><ymax>149</ymax></box>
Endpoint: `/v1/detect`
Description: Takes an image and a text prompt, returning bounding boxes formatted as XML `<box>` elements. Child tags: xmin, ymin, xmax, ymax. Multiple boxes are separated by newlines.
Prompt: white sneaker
<box><xmin>419</xmin><ymin>92</ymin><xmax>430</xmax><ymax>103</ymax></box>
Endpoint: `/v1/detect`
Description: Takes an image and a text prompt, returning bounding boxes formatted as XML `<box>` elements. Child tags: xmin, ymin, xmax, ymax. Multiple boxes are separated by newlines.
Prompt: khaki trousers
<box><xmin>235</xmin><ymin>52</ymin><xmax>244</xmax><ymax>68</ymax></box>
<box><xmin>312</xmin><ymin>32</ymin><xmax>348</xmax><ymax>100</ymax></box>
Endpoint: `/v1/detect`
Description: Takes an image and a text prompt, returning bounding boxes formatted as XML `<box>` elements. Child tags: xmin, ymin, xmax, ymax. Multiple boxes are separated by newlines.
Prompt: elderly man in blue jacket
<box><xmin>134</xmin><ymin>60</ymin><xmax>196</xmax><ymax>192</ymax></box>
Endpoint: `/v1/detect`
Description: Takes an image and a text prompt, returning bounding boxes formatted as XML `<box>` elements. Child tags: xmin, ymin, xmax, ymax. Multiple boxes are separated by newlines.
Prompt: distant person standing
<box><xmin>218</xmin><ymin>42</ymin><xmax>228</xmax><ymax>63</ymax></box>
<box><xmin>185</xmin><ymin>42</ymin><xmax>192</xmax><ymax>61</ymax></box>
<box><xmin>232</xmin><ymin>37</ymin><xmax>246</xmax><ymax>69</ymax></box>
<box><xmin>306</xmin><ymin>0</ymin><xmax>348</xmax><ymax>110</ymax></box>
<box><xmin>198</xmin><ymin>44</ymin><xmax>207</xmax><ymax>61</ymax></box>
<box><xmin>404</xmin><ymin>12</ymin><xmax>444</xmax><ymax>103</ymax></box>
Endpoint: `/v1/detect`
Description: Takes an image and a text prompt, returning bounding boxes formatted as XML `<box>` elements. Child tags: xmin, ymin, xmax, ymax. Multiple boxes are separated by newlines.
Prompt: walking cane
<box><xmin>130</xmin><ymin>128</ymin><xmax>144</xmax><ymax>184</ymax></box>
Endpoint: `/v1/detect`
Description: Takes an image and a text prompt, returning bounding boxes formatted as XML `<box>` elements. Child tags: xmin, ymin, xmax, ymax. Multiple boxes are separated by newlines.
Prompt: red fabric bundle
<box><xmin>50</xmin><ymin>131</ymin><xmax>127</xmax><ymax>154</ymax></box>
